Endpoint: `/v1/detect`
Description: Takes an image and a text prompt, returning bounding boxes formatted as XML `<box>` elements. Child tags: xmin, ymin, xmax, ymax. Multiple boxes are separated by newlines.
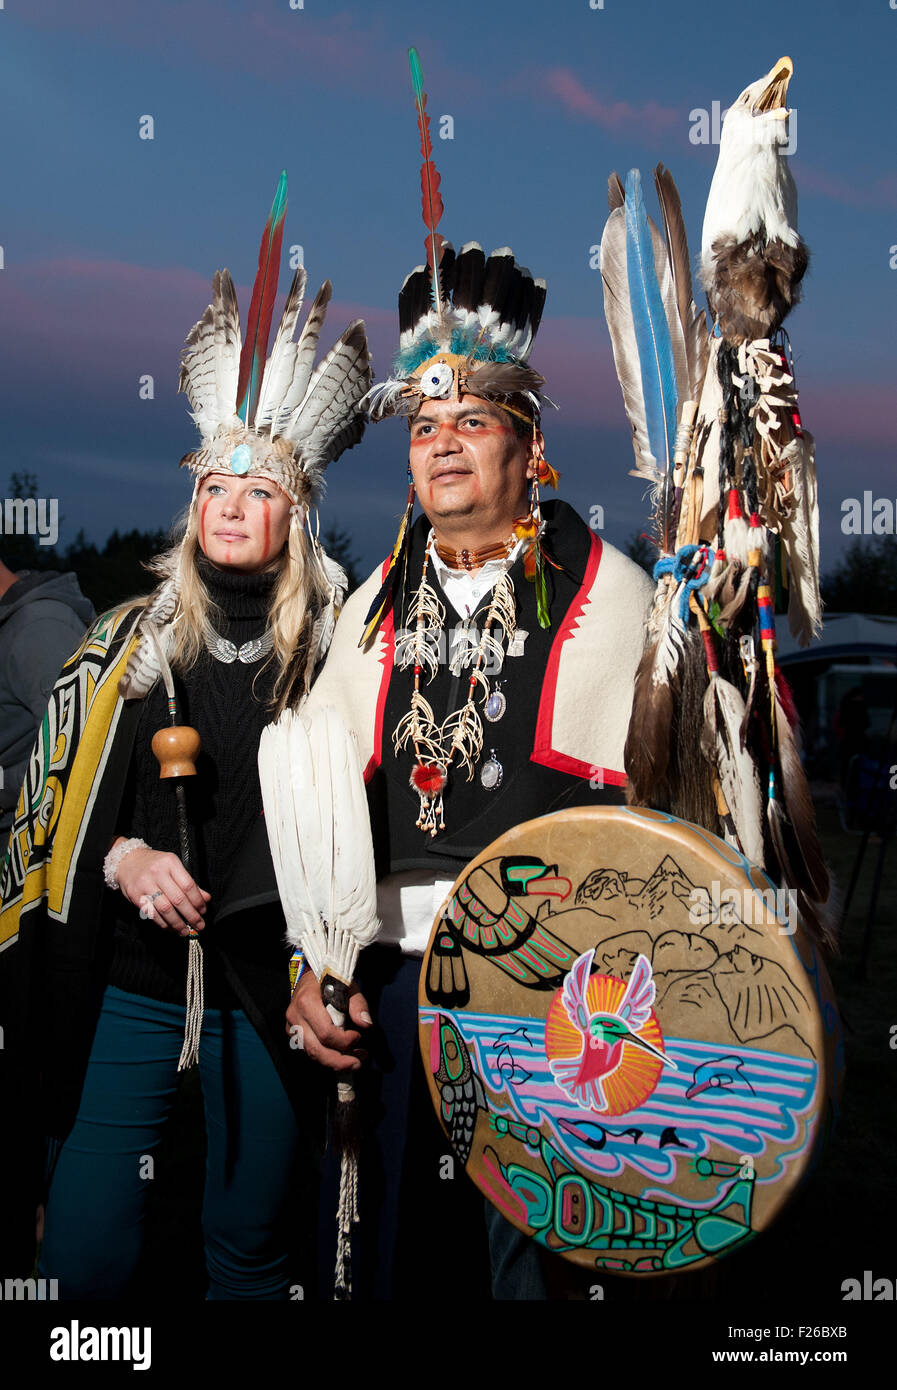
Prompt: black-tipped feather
<box><xmin>398</xmin><ymin>265</ymin><xmax>432</xmax><ymax>336</ymax></box>
<box><xmin>451</xmin><ymin>242</ymin><xmax>486</xmax><ymax>312</ymax></box>
<box><xmin>480</xmin><ymin>249</ymin><xmax>516</xmax><ymax>314</ymax></box>
<box><xmin>437</xmin><ymin>242</ymin><xmax>457</xmax><ymax>301</ymax></box>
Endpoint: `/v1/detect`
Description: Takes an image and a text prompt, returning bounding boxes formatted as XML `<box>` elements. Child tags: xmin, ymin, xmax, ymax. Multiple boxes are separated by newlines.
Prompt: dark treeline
<box><xmin>3</xmin><ymin>474</ymin><xmax>894</xmax><ymax>616</ymax></box>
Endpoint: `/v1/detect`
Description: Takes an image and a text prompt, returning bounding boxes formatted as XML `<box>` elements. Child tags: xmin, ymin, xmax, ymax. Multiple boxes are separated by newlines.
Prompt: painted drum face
<box><xmin>418</xmin><ymin>805</ymin><xmax>842</xmax><ymax>1276</ymax></box>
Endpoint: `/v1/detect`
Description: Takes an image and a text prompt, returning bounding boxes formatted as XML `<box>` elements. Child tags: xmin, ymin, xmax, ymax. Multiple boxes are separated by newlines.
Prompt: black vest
<box><xmin>368</xmin><ymin>500</ymin><xmax>625</xmax><ymax>881</ymax></box>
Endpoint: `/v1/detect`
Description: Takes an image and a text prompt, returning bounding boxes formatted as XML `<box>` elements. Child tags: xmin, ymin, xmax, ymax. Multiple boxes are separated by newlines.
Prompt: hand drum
<box><xmin>418</xmin><ymin>805</ymin><xmax>841</xmax><ymax>1275</ymax></box>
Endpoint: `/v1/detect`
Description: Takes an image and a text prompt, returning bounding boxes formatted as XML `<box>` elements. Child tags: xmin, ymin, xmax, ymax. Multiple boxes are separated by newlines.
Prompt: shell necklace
<box><xmin>393</xmin><ymin>532</ymin><xmax>517</xmax><ymax>835</ymax></box>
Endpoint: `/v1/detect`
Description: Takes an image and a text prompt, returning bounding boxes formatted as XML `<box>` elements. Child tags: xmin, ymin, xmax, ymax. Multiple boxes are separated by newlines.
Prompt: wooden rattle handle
<box><xmin>151</xmin><ymin>725</ymin><xmax>200</xmax><ymax>779</ymax></box>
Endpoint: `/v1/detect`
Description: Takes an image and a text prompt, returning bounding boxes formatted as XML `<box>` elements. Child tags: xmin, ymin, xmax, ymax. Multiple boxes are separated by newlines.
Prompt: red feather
<box><xmin>236</xmin><ymin>171</ymin><xmax>288</xmax><ymax>426</ymax></box>
<box><xmin>409</xmin><ymin>48</ymin><xmax>445</xmax><ymax>310</ymax></box>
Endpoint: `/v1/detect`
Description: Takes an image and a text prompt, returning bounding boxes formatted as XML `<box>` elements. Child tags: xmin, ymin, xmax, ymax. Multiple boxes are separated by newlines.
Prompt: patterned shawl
<box><xmin>1</xmin><ymin>608</ymin><xmax>139</xmax><ymax>950</ymax></box>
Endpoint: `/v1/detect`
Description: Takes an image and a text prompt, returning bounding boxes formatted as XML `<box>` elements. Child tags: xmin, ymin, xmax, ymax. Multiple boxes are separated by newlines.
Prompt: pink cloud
<box><xmin>5</xmin><ymin>255</ymin><xmax>892</xmax><ymax>458</ymax></box>
<box><xmin>1</xmin><ymin>256</ymin><xmax>394</xmax><ymax>403</ymax></box>
<box><xmin>19</xmin><ymin>2</ymin><xmax>393</xmax><ymax>88</ymax></box>
<box><xmin>541</xmin><ymin>67</ymin><xmax>679</xmax><ymax>140</ymax></box>
<box><xmin>799</xmin><ymin>380</ymin><xmax>897</xmax><ymax>449</ymax></box>
<box><xmin>792</xmin><ymin>162</ymin><xmax>897</xmax><ymax>210</ymax></box>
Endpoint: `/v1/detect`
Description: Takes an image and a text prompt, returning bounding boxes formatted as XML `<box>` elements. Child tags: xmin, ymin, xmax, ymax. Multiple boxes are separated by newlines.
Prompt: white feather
<box><xmin>781</xmin><ymin>432</ymin><xmax>822</xmax><ymax>646</ymax></box>
<box><xmin>701</xmin><ymin>678</ymin><xmax>765</xmax><ymax>865</ymax></box>
<box><xmin>178</xmin><ymin>270</ymin><xmax>241</xmax><ymax>439</ymax></box>
<box><xmin>253</xmin><ymin>266</ymin><xmax>308</xmax><ymax>431</ymax></box>
<box><xmin>259</xmin><ymin>706</ymin><xmax>380</xmax><ymax>984</ymax></box>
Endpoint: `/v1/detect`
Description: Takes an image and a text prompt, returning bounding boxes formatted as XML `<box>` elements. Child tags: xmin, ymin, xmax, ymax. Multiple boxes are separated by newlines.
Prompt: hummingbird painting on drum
<box><xmin>548</xmin><ymin>950</ymin><xmax>676</xmax><ymax>1113</ymax></box>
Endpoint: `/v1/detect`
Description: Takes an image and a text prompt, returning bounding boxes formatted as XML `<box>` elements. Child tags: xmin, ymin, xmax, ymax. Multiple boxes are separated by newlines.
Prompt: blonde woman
<box><xmin>0</xmin><ymin>177</ymin><xmax>371</xmax><ymax>1299</ymax></box>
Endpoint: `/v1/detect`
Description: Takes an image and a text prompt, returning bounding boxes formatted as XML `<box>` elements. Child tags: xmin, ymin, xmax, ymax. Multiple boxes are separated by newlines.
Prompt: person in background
<box><xmin>0</xmin><ymin>555</ymin><xmax>95</xmax><ymax>837</ymax></box>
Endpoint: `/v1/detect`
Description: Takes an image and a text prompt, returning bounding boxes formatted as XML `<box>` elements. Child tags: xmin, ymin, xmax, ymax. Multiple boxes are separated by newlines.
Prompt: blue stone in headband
<box><xmin>230</xmin><ymin>444</ymin><xmax>252</xmax><ymax>475</ymax></box>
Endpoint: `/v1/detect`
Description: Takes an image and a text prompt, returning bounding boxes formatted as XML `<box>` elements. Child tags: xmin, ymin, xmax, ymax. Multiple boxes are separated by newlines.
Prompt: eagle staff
<box><xmin>600</xmin><ymin>56</ymin><xmax>833</xmax><ymax>946</ymax></box>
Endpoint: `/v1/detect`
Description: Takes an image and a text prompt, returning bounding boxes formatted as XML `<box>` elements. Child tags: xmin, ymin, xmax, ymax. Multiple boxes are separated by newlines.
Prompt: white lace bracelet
<box><xmin>103</xmin><ymin>837</ymin><xmax>148</xmax><ymax>890</ymax></box>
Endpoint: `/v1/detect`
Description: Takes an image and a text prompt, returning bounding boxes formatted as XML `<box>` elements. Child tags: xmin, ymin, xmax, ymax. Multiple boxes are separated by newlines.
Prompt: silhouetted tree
<box><xmin>1</xmin><ymin>471</ymin><xmax>58</xmax><ymax>571</ymax></box>
<box><xmin>321</xmin><ymin>524</ymin><xmax>362</xmax><ymax>594</ymax></box>
<box><xmin>820</xmin><ymin>536</ymin><xmax>897</xmax><ymax>616</ymax></box>
<box><xmin>63</xmin><ymin>527</ymin><xmax>167</xmax><ymax>614</ymax></box>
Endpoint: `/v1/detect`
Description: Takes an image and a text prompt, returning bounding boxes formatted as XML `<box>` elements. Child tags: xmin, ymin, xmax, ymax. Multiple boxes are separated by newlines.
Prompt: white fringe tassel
<box><xmin>334</xmin><ymin>1110</ymin><xmax>359</xmax><ymax>1301</ymax></box>
<box><xmin>177</xmin><ymin>936</ymin><xmax>204</xmax><ymax>1070</ymax></box>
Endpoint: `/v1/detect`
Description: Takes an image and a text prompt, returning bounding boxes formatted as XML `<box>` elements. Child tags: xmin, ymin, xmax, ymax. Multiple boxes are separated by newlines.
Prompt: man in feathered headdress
<box><xmin>275</xmin><ymin>51</ymin><xmax>654</xmax><ymax>1300</ymax></box>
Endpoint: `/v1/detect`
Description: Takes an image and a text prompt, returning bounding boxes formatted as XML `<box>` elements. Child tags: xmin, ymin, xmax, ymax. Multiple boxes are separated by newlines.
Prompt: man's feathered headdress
<box><xmin>118</xmin><ymin>172</ymin><xmax>372</xmax><ymax>701</ymax></box>
<box><xmin>365</xmin><ymin>49</ymin><xmax>547</xmax><ymax>423</ymax></box>
<box><xmin>360</xmin><ymin>50</ymin><xmax>553</xmax><ymax>647</ymax></box>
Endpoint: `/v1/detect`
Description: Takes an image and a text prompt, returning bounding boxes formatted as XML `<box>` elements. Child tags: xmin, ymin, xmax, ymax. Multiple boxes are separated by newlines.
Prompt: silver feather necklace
<box><xmin>202</xmin><ymin>620</ymin><xmax>274</xmax><ymax>665</ymax></box>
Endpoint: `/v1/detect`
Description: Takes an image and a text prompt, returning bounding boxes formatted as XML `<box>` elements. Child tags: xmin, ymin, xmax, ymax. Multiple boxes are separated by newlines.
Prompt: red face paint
<box><xmin>199</xmin><ymin>495</ymin><xmax>213</xmax><ymax>553</ymax></box>
<box><xmin>260</xmin><ymin>498</ymin><xmax>271</xmax><ymax>562</ymax></box>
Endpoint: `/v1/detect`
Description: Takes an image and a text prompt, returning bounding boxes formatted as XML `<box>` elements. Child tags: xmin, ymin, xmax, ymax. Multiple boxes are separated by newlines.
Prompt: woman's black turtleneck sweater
<box><xmin>108</xmin><ymin>555</ymin><xmax>288</xmax><ymax>1007</ymax></box>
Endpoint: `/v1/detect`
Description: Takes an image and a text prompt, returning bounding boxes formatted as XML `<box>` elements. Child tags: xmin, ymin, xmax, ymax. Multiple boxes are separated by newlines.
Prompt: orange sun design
<box><xmin>544</xmin><ymin>970</ymin><xmax>666</xmax><ymax>1116</ymax></box>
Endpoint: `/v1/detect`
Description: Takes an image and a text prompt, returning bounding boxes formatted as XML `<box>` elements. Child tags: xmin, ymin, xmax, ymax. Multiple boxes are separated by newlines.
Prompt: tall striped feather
<box><xmin>409</xmin><ymin>47</ymin><xmax>445</xmax><ymax>318</ymax></box>
<box><xmin>653</xmin><ymin>164</ymin><xmax>709</xmax><ymax>403</ymax></box>
<box><xmin>624</xmin><ymin>169</ymin><xmax>680</xmax><ymax>548</ymax></box>
<box><xmin>269</xmin><ymin>280</ymin><xmax>333</xmax><ymax>439</ymax></box>
<box><xmin>601</xmin><ymin>208</ymin><xmax>658</xmax><ymax>483</ymax></box>
<box><xmin>285</xmin><ymin>320</ymin><xmax>369</xmax><ymax>451</ymax></box>
<box><xmin>624</xmin><ymin>170</ymin><xmax>679</xmax><ymax>458</ymax></box>
<box><xmin>235</xmin><ymin>170</ymin><xmax>288</xmax><ymax>427</ymax></box>
<box><xmin>648</xmin><ymin>221</ymin><xmax>690</xmax><ymax>428</ymax></box>
<box><xmin>253</xmin><ymin>265</ymin><xmax>307</xmax><ymax>432</ymax></box>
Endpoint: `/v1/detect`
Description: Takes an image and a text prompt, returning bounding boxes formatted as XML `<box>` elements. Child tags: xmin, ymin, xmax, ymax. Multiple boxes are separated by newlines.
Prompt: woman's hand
<box><xmin>114</xmin><ymin>843</ymin><xmax>211</xmax><ymax>937</ymax></box>
<box><xmin>286</xmin><ymin>970</ymin><xmax>372</xmax><ymax>1072</ymax></box>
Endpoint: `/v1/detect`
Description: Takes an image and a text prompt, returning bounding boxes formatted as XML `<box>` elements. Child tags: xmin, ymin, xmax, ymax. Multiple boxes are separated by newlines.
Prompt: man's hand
<box><xmin>286</xmin><ymin>970</ymin><xmax>372</xmax><ymax>1072</ymax></box>
<box><xmin>115</xmin><ymin>845</ymin><xmax>210</xmax><ymax>937</ymax></box>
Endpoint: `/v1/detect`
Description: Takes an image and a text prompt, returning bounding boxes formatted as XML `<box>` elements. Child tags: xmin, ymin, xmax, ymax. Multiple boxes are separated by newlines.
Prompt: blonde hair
<box><xmin>117</xmin><ymin>495</ymin><xmax>329</xmax><ymax>718</ymax></box>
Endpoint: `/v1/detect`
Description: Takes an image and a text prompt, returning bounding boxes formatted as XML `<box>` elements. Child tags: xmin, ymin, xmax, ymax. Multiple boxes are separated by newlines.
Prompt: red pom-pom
<box><xmin>411</xmin><ymin>761</ymin><xmax>445</xmax><ymax>796</ymax></box>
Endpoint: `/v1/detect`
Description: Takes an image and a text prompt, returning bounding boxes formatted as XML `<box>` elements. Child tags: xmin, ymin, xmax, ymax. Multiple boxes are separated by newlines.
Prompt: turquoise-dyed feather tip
<box><xmin>271</xmin><ymin>169</ymin><xmax>288</xmax><ymax>221</ymax></box>
<box><xmin>393</xmin><ymin>332</ymin><xmax>520</xmax><ymax>377</ymax></box>
<box><xmin>408</xmin><ymin>46</ymin><xmax>424</xmax><ymax>99</ymax></box>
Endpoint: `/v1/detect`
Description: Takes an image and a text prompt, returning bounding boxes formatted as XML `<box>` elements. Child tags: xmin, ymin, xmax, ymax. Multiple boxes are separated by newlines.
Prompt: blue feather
<box><xmin>624</xmin><ymin>169</ymin><xmax>679</xmax><ymax>478</ymax></box>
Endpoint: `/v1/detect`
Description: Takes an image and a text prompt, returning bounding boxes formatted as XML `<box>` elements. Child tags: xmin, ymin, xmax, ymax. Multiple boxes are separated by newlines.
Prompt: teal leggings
<box><xmin>39</xmin><ymin>985</ymin><xmax>304</xmax><ymax>1299</ymax></box>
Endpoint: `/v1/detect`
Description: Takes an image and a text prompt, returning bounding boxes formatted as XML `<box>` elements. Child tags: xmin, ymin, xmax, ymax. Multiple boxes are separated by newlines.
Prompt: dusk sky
<box><xmin>2</xmin><ymin>0</ymin><xmax>894</xmax><ymax>576</ymax></box>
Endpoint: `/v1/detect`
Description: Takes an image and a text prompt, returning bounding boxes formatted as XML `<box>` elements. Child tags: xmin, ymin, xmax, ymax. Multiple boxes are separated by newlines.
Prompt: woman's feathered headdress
<box><xmin>179</xmin><ymin>170</ymin><xmax>372</xmax><ymax>504</ymax></box>
<box><xmin>118</xmin><ymin>172</ymin><xmax>372</xmax><ymax>700</ymax></box>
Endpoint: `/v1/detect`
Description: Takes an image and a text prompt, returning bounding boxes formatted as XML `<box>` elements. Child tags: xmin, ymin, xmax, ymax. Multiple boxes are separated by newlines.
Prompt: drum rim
<box><xmin>417</xmin><ymin>805</ymin><xmax>840</xmax><ymax>1275</ymax></box>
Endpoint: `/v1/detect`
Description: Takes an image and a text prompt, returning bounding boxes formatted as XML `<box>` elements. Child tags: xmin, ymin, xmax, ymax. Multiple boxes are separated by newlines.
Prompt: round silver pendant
<box><xmin>484</xmin><ymin>688</ymin><xmax>507</xmax><ymax>723</ymax></box>
<box><xmin>480</xmin><ymin>754</ymin><xmax>503</xmax><ymax>791</ymax></box>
